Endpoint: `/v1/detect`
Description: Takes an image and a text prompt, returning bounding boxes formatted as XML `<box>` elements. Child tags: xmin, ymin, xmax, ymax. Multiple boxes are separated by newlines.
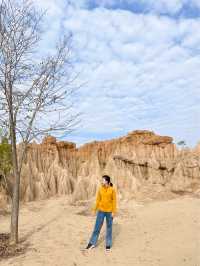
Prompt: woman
<box><xmin>86</xmin><ymin>175</ymin><xmax>117</xmax><ymax>251</ymax></box>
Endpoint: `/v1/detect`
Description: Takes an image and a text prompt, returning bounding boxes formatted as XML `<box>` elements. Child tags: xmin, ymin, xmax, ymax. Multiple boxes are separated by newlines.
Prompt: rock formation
<box><xmin>1</xmin><ymin>130</ymin><xmax>200</xmax><ymax>207</ymax></box>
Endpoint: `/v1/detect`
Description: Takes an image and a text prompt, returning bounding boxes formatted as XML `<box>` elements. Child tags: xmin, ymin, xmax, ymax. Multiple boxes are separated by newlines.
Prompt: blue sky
<box><xmin>34</xmin><ymin>0</ymin><xmax>200</xmax><ymax>147</ymax></box>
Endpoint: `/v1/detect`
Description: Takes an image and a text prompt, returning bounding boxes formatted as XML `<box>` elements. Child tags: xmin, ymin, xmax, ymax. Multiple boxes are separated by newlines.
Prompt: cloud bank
<box><xmin>33</xmin><ymin>0</ymin><xmax>200</xmax><ymax>147</ymax></box>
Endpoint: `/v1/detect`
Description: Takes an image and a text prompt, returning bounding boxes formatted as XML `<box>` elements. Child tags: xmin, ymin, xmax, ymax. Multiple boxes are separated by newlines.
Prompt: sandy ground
<box><xmin>0</xmin><ymin>195</ymin><xmax>199</xmax><ymax>266</ymax></box>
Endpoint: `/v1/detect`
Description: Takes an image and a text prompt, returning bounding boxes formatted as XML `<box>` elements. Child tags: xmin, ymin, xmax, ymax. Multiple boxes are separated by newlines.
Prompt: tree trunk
<box><xmin>9</xmin><ymin>118</ymin><xmax>20</xmax><ymax>244</ymax></box>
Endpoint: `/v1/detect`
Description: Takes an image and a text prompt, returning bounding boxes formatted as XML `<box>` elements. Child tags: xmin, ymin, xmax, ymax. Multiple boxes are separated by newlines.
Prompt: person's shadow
<box><xmin>97</xmin><ymin>221</ymin><xmax>121</xmax><ymax>247</ymax></box>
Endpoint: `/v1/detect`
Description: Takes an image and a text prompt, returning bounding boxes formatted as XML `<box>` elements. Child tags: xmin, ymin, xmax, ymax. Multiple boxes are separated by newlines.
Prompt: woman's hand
<box><xmin>112</xmin><ymin>212</ymin><xmax>115</xmax><ymax>219</ymax></box>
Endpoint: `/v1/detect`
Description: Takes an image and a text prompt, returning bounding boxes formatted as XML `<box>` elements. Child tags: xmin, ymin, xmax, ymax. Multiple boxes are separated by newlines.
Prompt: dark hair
<box><xmin>102</xmin><ymin>175</ymin><xmax>113</xmax><ymax>186</ymax></box>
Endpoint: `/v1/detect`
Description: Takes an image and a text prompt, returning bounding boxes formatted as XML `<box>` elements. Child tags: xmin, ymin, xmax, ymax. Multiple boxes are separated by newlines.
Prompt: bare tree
<box><xmin>0</xmin><ymin>0</ymin><xmax>80</xmax><ymax>244</ymax></box>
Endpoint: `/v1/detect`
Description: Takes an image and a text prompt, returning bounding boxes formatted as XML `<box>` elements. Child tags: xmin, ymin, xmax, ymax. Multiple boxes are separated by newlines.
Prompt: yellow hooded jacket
<box><xmin>92</xmin><ymin>185</ymin><xmax>117</xmax><ymax>214</ymax></box>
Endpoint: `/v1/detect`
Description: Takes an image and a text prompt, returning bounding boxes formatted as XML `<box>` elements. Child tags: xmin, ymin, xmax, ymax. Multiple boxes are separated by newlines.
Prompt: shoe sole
<box><xmin>86</xmin><ymin>245</ymin><xmax>95</xmax><ymax>250</ymax></box>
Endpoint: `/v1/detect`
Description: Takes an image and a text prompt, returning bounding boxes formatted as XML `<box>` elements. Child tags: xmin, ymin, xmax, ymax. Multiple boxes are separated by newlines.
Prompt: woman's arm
<box><xmin>92</xmin><ymin>188</ymin><xmax>101</xmax><ymax>213</ymax></box>
<box><xmin>112</xmin><ymin>188</ymin><xmax>117</xmax><ymax>215</ymax></box>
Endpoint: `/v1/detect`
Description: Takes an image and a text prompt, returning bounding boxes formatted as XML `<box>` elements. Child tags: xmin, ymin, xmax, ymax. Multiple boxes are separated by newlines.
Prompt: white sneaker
<box><xmin>86</xmin><ymin>243</ymin><xmax>95</xmax><ymax>250</ymax></box>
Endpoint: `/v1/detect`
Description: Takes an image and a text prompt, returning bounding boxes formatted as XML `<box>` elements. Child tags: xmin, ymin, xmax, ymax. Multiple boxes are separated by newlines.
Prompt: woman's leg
<box><xmin>105</xmin><ymin>212</ymin><xmax>113</xmax><ymax>247</ymax></box>
<box><xmin>89</xmin><ymin>211</ymin><xmax>105</xmax><ymax>246</ymax></box>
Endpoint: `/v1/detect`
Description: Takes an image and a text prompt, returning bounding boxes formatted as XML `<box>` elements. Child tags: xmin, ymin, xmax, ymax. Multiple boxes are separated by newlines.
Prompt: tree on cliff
<box><xmin>0</xmin><ymin>0</ymin><xmax>80</xmax><ymax>244</ymax></box>
<box><xmin>177</xmin><ymin>140</ymin><xmax>186</xmax><ymax>149</ymax></box>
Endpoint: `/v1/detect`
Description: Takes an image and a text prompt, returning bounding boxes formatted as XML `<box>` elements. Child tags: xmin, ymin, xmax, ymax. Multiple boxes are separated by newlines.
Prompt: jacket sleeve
<box><xmin>92</xmin><ymin>188</ymin><xmax>101</xmax><ymax>212</ymax></box>
<box><xmin>112</xmin><ymin>188</ymin><xmax>117</xmax><ymax>214</ymax></box>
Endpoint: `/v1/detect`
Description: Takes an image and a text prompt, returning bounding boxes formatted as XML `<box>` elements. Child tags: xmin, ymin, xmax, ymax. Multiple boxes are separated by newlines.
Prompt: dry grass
<box><xmin>0</xmin><ymin>233</ymin><xmax>29</xmax><ymax>261</ymax></box>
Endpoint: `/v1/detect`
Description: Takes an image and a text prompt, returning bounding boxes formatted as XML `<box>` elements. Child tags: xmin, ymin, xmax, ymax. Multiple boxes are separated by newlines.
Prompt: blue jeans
<box><xmin>89</xmin><ymin>210</ymin><xmax>113</xmax><ymax>247</ymax></box>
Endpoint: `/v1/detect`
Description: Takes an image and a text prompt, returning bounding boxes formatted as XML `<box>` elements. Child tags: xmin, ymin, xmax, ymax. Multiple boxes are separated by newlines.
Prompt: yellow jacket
<box><xmin>92</xmin><ymin>185</ymin><xmax>117</xmax><ymax>214</ymax></box>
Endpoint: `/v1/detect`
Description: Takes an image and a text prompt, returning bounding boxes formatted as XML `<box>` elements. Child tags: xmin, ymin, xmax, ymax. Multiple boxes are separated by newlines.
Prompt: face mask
<box><xmin>102</xmin><ymin>178</ymin><xmax>107</xmax><ymax>185</ymax></box>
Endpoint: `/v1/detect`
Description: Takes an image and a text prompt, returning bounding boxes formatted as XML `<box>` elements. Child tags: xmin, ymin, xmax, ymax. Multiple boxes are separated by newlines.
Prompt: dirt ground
<box><xmin>0</xmin><ymin>195</ymin><xmax>199</xmax><ymax>266</ymax></box>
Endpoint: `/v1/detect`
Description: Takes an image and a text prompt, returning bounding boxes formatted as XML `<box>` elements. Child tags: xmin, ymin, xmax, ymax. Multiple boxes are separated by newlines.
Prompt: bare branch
<box><xmin>0</xmin><ymin>0</ymin><xmax>82</xmax><ymax>244</ymax></box>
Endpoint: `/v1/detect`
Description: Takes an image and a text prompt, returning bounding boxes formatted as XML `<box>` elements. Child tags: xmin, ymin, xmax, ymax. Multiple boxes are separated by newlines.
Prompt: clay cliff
<box><xmin>1</xmin><ymin>130</ymin><xmax>200</xmax><ymax>207</ymax></box>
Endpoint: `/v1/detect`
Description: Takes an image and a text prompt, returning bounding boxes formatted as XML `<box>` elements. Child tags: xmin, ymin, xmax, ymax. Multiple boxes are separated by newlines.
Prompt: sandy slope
<box><xmin>0</xmin><ymin>195</ymin><xmax>199</xmax><ymax>266</ymax></box>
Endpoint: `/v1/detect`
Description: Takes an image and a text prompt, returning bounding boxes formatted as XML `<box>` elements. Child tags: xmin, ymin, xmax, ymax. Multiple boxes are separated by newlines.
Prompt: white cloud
<box><xmin>68</xmin><ymin>0</ymin><xmax>200</xmax><ymax>15</ymax></box>
<box><xmin>61</xmin><ymin>5</ymin><xmax>200</xmax><ymax>146</ymax></box>
<box><xmin>27</xmin><ymin>1</ymin><xmax>200</xmax><ymax>147</ymax></box>
<box><xmin>190</xmin><ymin>0</ymin><xmax>200</xmax><ymax>9</ymax></box>
<box><xmin>143</xmin><ymin>0</ymin><xmax>184</xmax><ymax>14</ymax></box>
<box><xmin>33</xmin><ymin>0</ymin><xmax>64</xmax><ymax>16</ymax></box>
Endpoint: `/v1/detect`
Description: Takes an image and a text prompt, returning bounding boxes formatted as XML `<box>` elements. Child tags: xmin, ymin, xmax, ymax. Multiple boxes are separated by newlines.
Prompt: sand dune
<box><xmin>0</xmin><ymin>196</ymin><xmax>199</xmax><ymax>266</ymax></box>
